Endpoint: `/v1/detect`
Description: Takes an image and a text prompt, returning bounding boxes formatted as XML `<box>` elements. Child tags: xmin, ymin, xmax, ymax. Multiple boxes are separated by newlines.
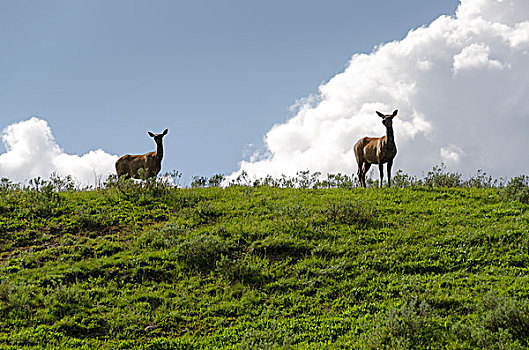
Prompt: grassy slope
<box><xmin>1</xmin><ymin>184</ymin><xmax>528</xmax><ymax>349</ymax></box>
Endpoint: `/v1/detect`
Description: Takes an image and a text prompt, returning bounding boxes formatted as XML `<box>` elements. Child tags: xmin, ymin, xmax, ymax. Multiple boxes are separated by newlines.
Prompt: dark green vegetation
<box><xmin>1</xmin><ymin>170</ymin><xmax>529</xmax><ymax>349</ymax></box>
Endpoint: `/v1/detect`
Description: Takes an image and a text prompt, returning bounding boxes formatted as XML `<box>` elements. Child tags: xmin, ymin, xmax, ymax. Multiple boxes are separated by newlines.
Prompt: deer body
<box><xmin>354</xmin><ymin>110</ymin><xmax>398</xmax><ymax>187</ymax></box>
<box><xmin>115</xmin><ymin>129</ymin><xmax>168</xmax><ymax>179</ymax></box>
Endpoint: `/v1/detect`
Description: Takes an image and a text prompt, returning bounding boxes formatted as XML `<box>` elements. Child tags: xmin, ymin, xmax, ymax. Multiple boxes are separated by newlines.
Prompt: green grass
<box><xmin>1</xmin><ymin>175</ymin><xmax>529</xmax><ymax>349</ymax></box>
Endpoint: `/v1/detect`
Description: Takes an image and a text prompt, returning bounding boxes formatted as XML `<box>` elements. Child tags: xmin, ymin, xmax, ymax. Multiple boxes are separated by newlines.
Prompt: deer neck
<box><xmin>385</xmin><ymin>126</ymin><xmax>395</xmax><ymax>145</ymax></box>
<box><xmin>155</xmin><ymin>141</ymin><xmax>164</xmax><ymax>161</ymax></box>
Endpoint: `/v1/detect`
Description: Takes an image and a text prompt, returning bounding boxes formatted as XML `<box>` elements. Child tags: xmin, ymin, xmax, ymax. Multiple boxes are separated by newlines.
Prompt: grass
<box><xmin>0</xmin><ymin>171</ymin><xmax>528</xmax><ymax>348</ymax></box>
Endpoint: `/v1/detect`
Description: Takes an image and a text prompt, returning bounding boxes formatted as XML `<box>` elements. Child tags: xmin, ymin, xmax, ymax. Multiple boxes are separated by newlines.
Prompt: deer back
<box><xmin>355</xmin><ymin>136</ymin><xmax>384</xmax><ymax>164</ymax></box>
<box><xmin>116</xmin><ymin>151</ymin><xmax>161</xmax><ymax>179</ymax></box>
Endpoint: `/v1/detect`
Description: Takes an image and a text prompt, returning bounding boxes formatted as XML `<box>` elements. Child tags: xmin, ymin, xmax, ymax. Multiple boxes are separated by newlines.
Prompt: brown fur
<box><xmin>354</xmin><ymin>110</ymin><xmax>398</xmax><ymax>187</ymax></box>
<box><xmin>115</xmin><ymin>129</ymin><xmax>168</xmax><ymax>179</ymax></box>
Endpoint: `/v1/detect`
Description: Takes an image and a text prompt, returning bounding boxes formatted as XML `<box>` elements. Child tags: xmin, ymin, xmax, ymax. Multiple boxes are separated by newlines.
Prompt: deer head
<box><xmin>376</xmin><ymin>109</ymin><xmax>398</xmax><ymax>129</ymax></box>
<box><xmin>148</xmin><ymin>128</ymin><xmax>168</xmax><ymax>144</ymax></box>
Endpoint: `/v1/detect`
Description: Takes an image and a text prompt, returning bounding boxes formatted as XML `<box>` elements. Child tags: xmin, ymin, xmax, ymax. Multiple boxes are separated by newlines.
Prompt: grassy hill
<box><xmin>1</xmin><ymin>172</ymin><xmax>529</xmax><ymax>349</ymax></box>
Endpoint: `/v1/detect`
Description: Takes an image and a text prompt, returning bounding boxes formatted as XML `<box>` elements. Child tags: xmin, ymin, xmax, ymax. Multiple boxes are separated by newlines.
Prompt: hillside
<box><xmin>1</xmin><ymin>174</ymin><xmax>529</xmax><ymax>349</ymax></box>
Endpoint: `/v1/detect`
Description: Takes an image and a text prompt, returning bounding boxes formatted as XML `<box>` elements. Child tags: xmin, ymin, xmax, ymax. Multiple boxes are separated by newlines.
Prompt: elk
<box><xmin>115</xmin><ymin>129</ymin><xmax>168</xmax><ymax>179</ymax></box>
<box><xmin>354</xmin><ymin>110</ymin><xmax>398</xmax><ymax>187</ymax></box>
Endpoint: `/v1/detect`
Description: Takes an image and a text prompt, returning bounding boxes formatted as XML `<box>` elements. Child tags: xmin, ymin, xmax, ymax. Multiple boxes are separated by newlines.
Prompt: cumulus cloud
<box><xmin>452</xmin><ymin>43</ymin><xmax>508</xmax><ymax>73</ymax></box>
<box><xmin>0</xmin><ymin>117</ymin><xmax>118</xmax><ymax>186</ymax></box>
<box><xmin>232</xmin><ymin>0</ymin><xmax>529</xmax><ymax>181</ymax></box>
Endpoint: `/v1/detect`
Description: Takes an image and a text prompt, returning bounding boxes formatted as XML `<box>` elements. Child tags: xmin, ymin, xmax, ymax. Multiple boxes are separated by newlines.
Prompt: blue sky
<box><xmin>0</xmin><ymin>1</ymin><xmax>463</xmax><ymax>183</ymax></box>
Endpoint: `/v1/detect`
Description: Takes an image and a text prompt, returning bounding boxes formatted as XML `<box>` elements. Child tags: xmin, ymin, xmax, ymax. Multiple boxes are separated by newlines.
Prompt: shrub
<box><xmin>316</xmin><ymin>173</ymin><xmax>356</xmax><ymax>189</ymax></box>
<box><xmin>0</xmin><ymin>177</ymin><xmax>19</xmax><ymax>191</ymax></box>
<box><xmin>502</xmin><ymin>175</ymin><xmax>529</xmax><ymax>204</ymax></box>
<box><xmin>208</xmin><ymin>174</ymin><xmax>225</xmax><ymax>187</ymax></box>
<box><xmin>191</xmin><ymin>176</ymin><xmax>208</xmax><ymax>188</ymax></box>
<box><xmin>423</xmin><ymin>164</ymin><xmax>462</xmax><ymax>188</ymax></box>
<box><xmin>176</xmin><ymin>234</ymin><xmax>228</xmax><ymax>271</ymax></box>
<box><xmin>230</xmin><ymin>170</ymin><xmax>251</xmax><ymax>186</ymax></box>
<box><xmin>163</xmin><ymin>170</ymin><xmax>183</xmax><ymax>187</ymax></box>
<box><xmin>481</xmin><ymin>292</ymin><xmax>529</xmax><ymax>342</ymax></box>
<box><xmin>237</xmin><ymin>321</ymin><xmax>294</xmax><ymax>349</ymax></box>
<box><xmin>320</xmin><ymin>201</ymin><xmax>376</xmax><ymax>226</ymax></box>
<box><xmin>392</xmin><ymin>169</ymin><xmax>420</xmax><ymax>188</ymax></box>
<box><xmin>215</xmin><ymin>254</ymin><xmax>269</xmax><ymax>285</ymax></box>
<box><xmin>0</xmin><ymin>280</ymin><xmax>37</xmax><ymax>318</ymax></box>
<box><xmin>104</xmin><ymin>173</ymin><xmax>173</xmax><ymax>202</ymax></box>
<box><xmin>385</xmin><ymin>299</ymin><xmax>433</xmax><ymax>338</ymax></box>
<box><xmin>0</xmin><ymin>278</ymin><xmax>14</xmax><ymax>313</ymax></box>
<box><xmin>138</xmin><ymin>223</ymin><xmax>190</xmax><ymax>250</ymax></box>
<box><xmin>452</xmin><ymin>292</ymin><xmax>529</xmax><ymax>348</ymax></box>
<box><xmin>465</xmin><ymin>169</ymin><xmax>498</xmax><ymax>188</ymax></box>
<box><xmin>296</xmin><ymin>170</ymin><xmax>321</xmax><ymax>189</ymax></box>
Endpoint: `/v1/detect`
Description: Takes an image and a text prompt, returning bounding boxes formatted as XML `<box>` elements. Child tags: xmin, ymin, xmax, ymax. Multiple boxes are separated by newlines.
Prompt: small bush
<box><xmin>317</xmin><ymin>173</ymin><xmax>356</xmax><ymax>189</ymax></box>
<box><xmin>237</xmin><ymin>321</ymin><xmax>294</xmax><ymax>349</ymax></box>
<box><xmin>392</xmin><ymin>169</ymin><xmax>420</xmax><ymax>188</ymax></box>
<box><xmin>191</xmin><ymin>176</ymin><xmax>208</xmax><ymax>188</ymax></box>
<box><xmin>502</xmin><ymin>176</ymin><xmax>529</xmax><ymax>204</ymax></box>
<box><xmin>138</xmin><ymin>223</ymin><xmax>189</xmax><ymax>250</ymax></box>
<box><xmin>0</xmin><ymin>278</ymin><xmax>14</xmax><ymax>311</ymax></box>
<box><xmin>0</xmin><ymin>280</ymin><xmax>38</xmax><ymax>317</ymax></box>
<box><xmin>176</xmin><ymin>234</ymin><xmax>228</xmax><ymax>271</ymax></box>
<box><xmin>76</xmin><ymin>204</ymin><xmax>116</xmax><ymax>231</ymax></box>
<box><xmin>194</xmin><ymin>200</ymin><xmax>222</xmax><ymax>224</ymax></box>
<box><xmin>320</xmin><ymin>200</ymin><xmax>376</xmax><ymax>226</ymax></box>
<box><xmin>296</xmin><ymin>170</ymin><xmax>321</xmax><ymax>189</ymax></box>
<box><xmin>0</xmin><ymin>177</ymin><xmax>19</xmax><ymax>191</ymax></box>
<box><xmin>106</xmin><ymin>174</ymin><xmax>173</xmax><ymax>202</ymax></box>
<box><xmin>215</xmin><ymin>254</ymin><xmax>269</xmax><ymax>285</ymax></box>
<box><xmin>386</xmin><ymin>299</ymin><xmax>433</xmax><ymax>339</ymax></box>
<box><xmin>481</xmin><ymin>292</ymin><xmax>529</xmax><ymax>342</ymax></box>
<box><xmin>452</xmin><ymin>292</ymin><xmax>529</xmax><ymax>348</ymax></box>
<box><xmin>423</xmin><ymin>164</ymin><xmax>462</xmax><ymax>188</ymax></box>
<box><xmin>208</xmin><ymin>174</ymin><xmax>225</xmax><ymax>187</ymax></box>
<box><xmin>466</xmin><ymin>169</ymin><xmax>498</xmax><ymax>188</ymax></box>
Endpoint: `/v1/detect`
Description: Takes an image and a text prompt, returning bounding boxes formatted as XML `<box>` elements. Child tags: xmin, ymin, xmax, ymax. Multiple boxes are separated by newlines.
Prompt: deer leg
<box><xmin>387</xmin><ymin>160</ymin><xmax>393</xmax><ymax>188</ymax></box>
<box><xmin>357</xmin><ymin>161</ymin><xmax>364</xmax><ymax>187</ymax></box>
<box><xmin>362</xmin><ymin>163</ymin><xmax>371</xmax><ymax>187</ymax></box>
<box><xmin>378</xmin><ymin>163</ymin><xmax>384</xmax><ymax>187</ymax></box>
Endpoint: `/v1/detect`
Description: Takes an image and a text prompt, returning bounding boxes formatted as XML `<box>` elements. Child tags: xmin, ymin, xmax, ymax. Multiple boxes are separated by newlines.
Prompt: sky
<box><xmin>2</xmin><ymin>0</ymin><xmax>528</xmax><ymax>186</ymax></box>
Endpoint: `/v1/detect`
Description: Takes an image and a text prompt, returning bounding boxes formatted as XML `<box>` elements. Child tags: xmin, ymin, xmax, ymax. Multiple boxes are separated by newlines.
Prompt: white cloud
<box><xmin>452</xmin><ymin>43</ymin><xmax>508</xmax><ymax>73</ymax></box>
<box><xmin>440</xmin><ymin>144</ymin><xmax>465</xmax><ymax>166</ymax></box>
<box><xmin>231</xmin><ymin>0</ymin><xmax>529</xmax><ymax>181</ymax></box>
<box><xmin>0</xmin><ymin>117</ymin><xmax>118</xmax><ymax>186</ymax></box>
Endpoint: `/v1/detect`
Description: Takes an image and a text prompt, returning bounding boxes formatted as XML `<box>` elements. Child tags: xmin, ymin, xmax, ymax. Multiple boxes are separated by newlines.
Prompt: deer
<box><xmin>115</xmin><ymin>129</ymin><xmax>168</xmax><ymax>179</ymax></box>
<box><xmin>354</xmin><ymin>110</ymin><xmax>398</xmax><ymax>188</ymax></box>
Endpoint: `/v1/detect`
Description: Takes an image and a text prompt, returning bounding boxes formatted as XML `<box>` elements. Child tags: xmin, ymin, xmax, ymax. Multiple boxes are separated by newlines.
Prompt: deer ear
<box><xmin>162</xmin><ymin>129</ymin><xmax>168</xmax><ymax>135</ymax></box>
<box><xmin>376</xmin><ymin>111</ymin><xmax>385</xmax><ymax>118</ymax></box>
<box><xmin>392</xmin><ymin>109</ymin><xmax>398</xmax><ymax>117</ymax></box>
<box><xmin>148</xmin><ymin>132</ymin><xmax>155</xmax><ymax>137</ymax></box>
